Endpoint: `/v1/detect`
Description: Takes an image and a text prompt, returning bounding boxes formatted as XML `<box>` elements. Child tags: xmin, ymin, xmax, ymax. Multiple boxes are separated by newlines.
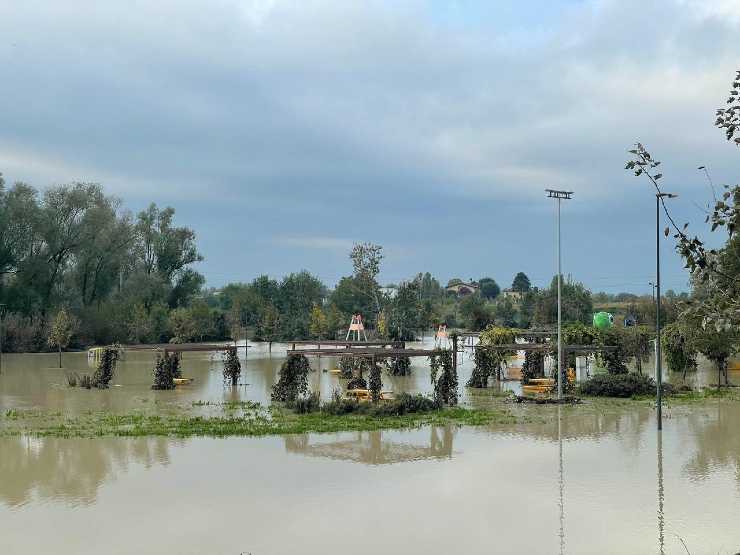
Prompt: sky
<box><xmin>1</xmin><ymin>0</ymin><xmax>738</xmax><ymax>294</ymax></box>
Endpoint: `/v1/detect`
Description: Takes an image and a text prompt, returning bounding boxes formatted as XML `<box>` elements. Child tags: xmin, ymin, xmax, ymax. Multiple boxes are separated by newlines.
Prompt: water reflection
<box><xmin>657</xmin><ymin>430</ymin><xmax>665</xmax><ymax>555</ymax></box>
<box><xmin>0</xmin><ymin>437</ymin><xmax>172</xmax><ymax>507</ymax></box>
<box><xmin>284</xmin><ymin>426</ymin><xmax>455</xmax><ymax>465</ymax></box>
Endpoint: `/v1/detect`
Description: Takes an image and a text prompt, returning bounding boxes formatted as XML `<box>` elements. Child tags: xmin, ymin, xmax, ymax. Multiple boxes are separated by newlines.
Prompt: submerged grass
<box><xmin>0</xmin><ymin>402</ymin><xmax>514</xmax><ymax>439</ymax></box>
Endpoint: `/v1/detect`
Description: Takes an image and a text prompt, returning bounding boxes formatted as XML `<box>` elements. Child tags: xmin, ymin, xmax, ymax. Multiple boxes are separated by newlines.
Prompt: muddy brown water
<box><xmin>1</xmin><ymin>341</ymin><xmax>740</xmax><ymax>554</ymax></box>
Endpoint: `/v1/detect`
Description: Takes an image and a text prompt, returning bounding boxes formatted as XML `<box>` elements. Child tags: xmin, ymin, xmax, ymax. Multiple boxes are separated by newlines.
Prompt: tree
<box><xmin>309</xmin><ymin>304</ymin><xmax>328</xmax><ymax>339</ymax></box>
<box><xmin>387</xmin><ymin>281</ymin><xmax>420</xmax><ymax>340</ymax></box>
<box><xmin>534</xmin><ymin>276</ymin><xmax>593</xmax><ymax>325</ymax></box>
<box><xmin>349</xmin><ymin>242</ymin><xmax>383</xmax><ymax>314</ymax></box>
<box><xmin>48</xmin><ymin>308</ymin><xmax>77</xmax><ymax>368</ymax></box>
<box><xmin>478</xmin><ymin>277</ymin><xmax>500</xmax><ymax>300</ymax></box>
<box><xmin>512</xmin><ymin>272</ymin><xmax>531</xmax><ymax>293</ymax></box>
<box><xmin>459</xmin><ymin>294</ymin><xmax>492</xmax><ymax>331</ymax></box>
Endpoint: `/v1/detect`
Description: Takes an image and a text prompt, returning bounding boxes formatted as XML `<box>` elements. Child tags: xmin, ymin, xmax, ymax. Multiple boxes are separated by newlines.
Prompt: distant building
<box><xmin>501</xmin><ymin>288</ymin><xmax>523</xmax><ymax>301</ymax></box>
<box><xmin>445</xmin><ymin>281</ymin><xmax>479</xmax><ymax>297</ymax></box>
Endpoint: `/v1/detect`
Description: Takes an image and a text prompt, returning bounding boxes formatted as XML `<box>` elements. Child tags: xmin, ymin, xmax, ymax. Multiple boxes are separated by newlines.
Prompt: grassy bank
<box><xmin>0</xmin><ymin>402</ymin><xmax>516</xmax><ymax>439</ymax></box>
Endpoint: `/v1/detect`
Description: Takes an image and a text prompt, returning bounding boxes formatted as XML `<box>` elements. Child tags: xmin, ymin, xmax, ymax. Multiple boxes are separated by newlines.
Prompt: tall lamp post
<box><xmin>547</xmin><ymin>189</ymin><xmax>574</xmax><ymax>400</ymax></box>
<box><xmin>655</xmin><ymin>192</ymin><xmax>677</xmax><ymax>431</ymax></box>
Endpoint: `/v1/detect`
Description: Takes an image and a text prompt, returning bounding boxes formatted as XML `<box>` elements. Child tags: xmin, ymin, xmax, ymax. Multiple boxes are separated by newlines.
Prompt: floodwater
<box><xmin>1</xmin><ymin>342</ymin><xmax>740</xmax><ymax>554</ymax></box>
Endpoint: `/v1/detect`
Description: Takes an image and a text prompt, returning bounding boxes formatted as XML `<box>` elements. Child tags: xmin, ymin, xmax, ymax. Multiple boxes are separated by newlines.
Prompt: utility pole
<box><xmin>547</xmin><ymin>189</ymin><xmax>573</xmax><ymax>400</ymax></box>
<box><xmin>655</xmin><ymin>192</ymin><xmax>678</xmax><ymax>431</ymax></box>
<box><xmin>649</xmin><ymin>281</ymin><xmax>655</xmax><ymax>302</ymax></box>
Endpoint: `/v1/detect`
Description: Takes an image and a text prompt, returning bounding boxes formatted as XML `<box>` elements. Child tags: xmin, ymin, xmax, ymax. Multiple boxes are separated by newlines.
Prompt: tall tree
<box><xmin>512</xmin><ymin>272</ymin><xmax>531</xmax><ymax>293</ymax></box>
<box><xmin>479</xmin><ymin>277</ymin><xmax>500</xmax><ymax>299</ymax></box>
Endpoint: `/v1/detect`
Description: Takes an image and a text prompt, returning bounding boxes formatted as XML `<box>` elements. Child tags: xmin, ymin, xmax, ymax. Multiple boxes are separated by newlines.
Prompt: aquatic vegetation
<box><xmin>0</xmin><ymin>402</ymin><xmax>512</xmax><ymax>439</ymax></box>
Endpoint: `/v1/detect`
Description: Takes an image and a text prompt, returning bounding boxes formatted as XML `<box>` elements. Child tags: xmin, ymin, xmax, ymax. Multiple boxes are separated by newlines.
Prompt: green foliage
<box><xmin>321</xmin><ymin>392</ymin><xmax>440</xmax><ymax>416</ymax></box>
<box><xmin>272</xmin><ymin>354</ymin><xmax>311</xmax><ymax>403</ymax></box>
<box><xmin>430</xmin><ymin>349</ymin><xmax>458</xmax><ymax>406</ymax></box>
<box><xmin>596</xmin><ymin>328</ymin><xmax>630</xmax><ymax>375</ymax></box>
<box><xmin>534</xmin><ymin>276</ymin><xmax>593</xmax><ymax>326</ymax></box>
<box><xmin>622</xmin><ymin>325</ymin><xmax>654</xmax><ymax>374</ymax></box>
<box><xmin>222</xmin><ymin>349</ymin><xmax>242</xmax><ymax>386</ymax></box>
<box><xmin>308</xmin><ymin>304</ymin><xmax>328</xmax><ymax>339</ymax></box>
<box><xmin>579</xmin><ymin>373</ymin><xmax>660</xmax><ymax>398</ymax></box>
<box><xmin>152</xmin><ymin>352</ymin><xmax>181</xmax><ymax>390</ymax></box>
<box><xmin>92</xmin><ymin>347</ymin><xmax>120</xmax><ymax>388</ymax></box>
<box><xmin>459</xmin><ymin>294</ymin><xmax>492</xmax><ymax>331</ymax></box>
<box><xmin>479</xmin><ymin>277</ymin><xmax>500</xmax><ymax>299</ymax></box>
<box><xmin>512</xmin><ymin>272</ymin><xmax>531</xmax><ymax>293</ymax></box>
<box><xmin>468</xmin><ymin>326</ymin><xmax>516</xmax><ymax>388</ymax></box>
<box><xmin>387</xmin><ymin>356</ymin><xmax>412</xmax><ymax>376</ymax></box>
<box><xmin>338</xmin><ymin>355</ymin><xmax>356</xmax><ymax>379</ymax></box>
<box><xmin>661</xmin><ymin>323</ymin><xmax>697</xmax><ymax>377</ymax></box>
<box><xmin>369</xmin><ymin>362</ymin><xmax>382</xmax><ymax>402</ymax></box>
<box><xmin>521</xmin><ymin>350</ymin><xmax>545</xmax><ymax>385</ymax></box>
<box><xmin>288</xmin><ymin>392</ymin><xmax>321</xmax><ymax>414</ymax></box>
<box><xmin>47</xmin><ymin>308</ymin><xmax>77</xmax><ymax>351</ymax></box>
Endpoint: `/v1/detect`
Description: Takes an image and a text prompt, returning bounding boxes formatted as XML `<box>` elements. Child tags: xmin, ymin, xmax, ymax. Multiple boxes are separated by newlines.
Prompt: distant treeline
<box><xmin>0</xmin><ymin>175</ymin><xmax>681</xmax><ymax>352</ymax></box>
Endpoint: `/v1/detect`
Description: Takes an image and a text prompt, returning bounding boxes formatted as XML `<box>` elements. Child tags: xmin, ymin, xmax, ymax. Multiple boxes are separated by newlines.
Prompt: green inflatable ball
<box><xmin>593</xmin><ymin>312</ymin><xmax>614</xmax><ymax>329</ymax></box>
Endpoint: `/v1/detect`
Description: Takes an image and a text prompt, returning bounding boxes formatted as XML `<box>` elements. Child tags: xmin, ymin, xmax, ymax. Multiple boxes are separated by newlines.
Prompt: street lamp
<box><xmin>655</xmin><ymin>192</ymin><xmax>678</xmax><ymax>431</ymax></box>
<box><xmin>649</xmin><ymin>281</ymin><xmax>655</xmax><ymax>302</ymax></box>
<box><xmin>547</xmin><ymin>189</ymin><xmax>574</xmax><ymax>400</ymax></box>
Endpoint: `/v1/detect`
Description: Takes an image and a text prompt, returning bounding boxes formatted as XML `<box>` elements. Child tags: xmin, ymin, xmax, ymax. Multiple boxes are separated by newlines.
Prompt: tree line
<box><xmin>0</xmin><ymin>177</ymin><xmax>224</xmax><ymax>351</ymax></box>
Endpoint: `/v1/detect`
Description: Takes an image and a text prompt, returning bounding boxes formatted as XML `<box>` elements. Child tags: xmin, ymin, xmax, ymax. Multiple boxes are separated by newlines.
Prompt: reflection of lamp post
<box><xmin>0</xmin><ymin>303</ymin><xmax>5</xmax><ymax>374</ymax></box>
<box><xmin>547</xmin><ymin>189</ymin><xmax>573</xmax><ymax>400</ymax></box>
<box><xmin>558</xmin><ymin>405</ymin><xmax>565</xmax><ymax>555</ymax></box>
<box><xmin>657</xmin><ymin>430</ymin><xmax>664</xmax><ymax>555</ymax></box>
<box><xmin>655</xmin><ymin>192</ymin><xmax>678</xmax><ymax>431</ymax></box>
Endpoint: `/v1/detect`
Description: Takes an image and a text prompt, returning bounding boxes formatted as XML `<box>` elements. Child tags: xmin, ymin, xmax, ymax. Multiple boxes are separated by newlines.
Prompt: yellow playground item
<box><xmin>173</xmin><ymin>378</ymin><xmax>194</xmax><ymax>386</ymax></box>
<box><xmin>345</xmin><ymin>389</ymin><xmax>393</xmax><ymax>401</ymax></box>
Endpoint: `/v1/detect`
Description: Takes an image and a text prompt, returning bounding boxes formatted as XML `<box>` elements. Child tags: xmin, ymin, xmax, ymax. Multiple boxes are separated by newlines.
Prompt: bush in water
<box><xmin>152</xmin><ymin>352</ymin><xmax>181</xmax><ymax>390</ymax></box>
<box><xmin>578</xmin><ymin>373</ymin><xmax>670</xmax><ymax>398</ymax></box>
<box><xmin>272</xmin><ymin>354</ymin><xmax>310</xmax><ymax>403</ymax></box>
<box><xmin>222</xmin><ymin>349</ymin><xmax>241</xmax><ymax>386</ymax></box>
<box><xmin>92</xmin><ymin>347</ymin><xmax>120</xmax><ymax>388</ymax></box>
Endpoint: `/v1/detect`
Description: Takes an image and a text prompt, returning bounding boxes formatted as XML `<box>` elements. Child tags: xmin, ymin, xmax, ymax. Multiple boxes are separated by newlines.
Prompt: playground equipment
<box><xmin>593</xmin><ymin>312</ymin><xmax>614</xmax><ymax>329</ymax></box>
<box><xmin>345</xmin><ymin>314</ymin><xmax>368</xmax><ymax>341</ymax></box>
<box><xmin>434</xmin><ymin>324</ymin><xmax>450</xmax><ymax>348</ymax></box>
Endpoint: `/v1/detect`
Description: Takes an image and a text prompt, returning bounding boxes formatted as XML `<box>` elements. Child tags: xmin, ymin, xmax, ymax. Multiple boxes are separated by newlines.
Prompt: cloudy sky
<box><xmin>1</xmin><ymin>0</ymin><xmax>738</xmax><ymax>293</ymax></box>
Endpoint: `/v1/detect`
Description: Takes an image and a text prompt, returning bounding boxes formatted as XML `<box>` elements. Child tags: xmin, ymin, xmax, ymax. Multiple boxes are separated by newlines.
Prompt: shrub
<box><xmin>79</xmin><ymin>374</ymin><xmax>93</xmax><ymax>389</ymax></box>
<box><xmin>152</xmin><ymin>352</ymin><xmax>181</xmax><ymax>390</ymax></box>
<box><xmin>222</xmin><ymin>348</ymin><xmax>241</xmax><ymax>386</ymax></box>
<box><xmin>368</xmin><ymin>362</ymin><xmax>382</xmax><ymax>402</ymax></box>
<box><xmin>346</xmin><ymin>376</ymin><xmax>368</xmax><ymax>390</ymax></box>
<box><xmin>66</xmin><ymin>372</ymin><xmax>79</xmax><ymax>387</ymax></box>
<box><xmin>272</xmin><ymin>354</ymin><xmax>311</xmax><ymax>403</ymax></box>
<box><xmin>338</xmin><ymin>355</ymin><xmax>355</xmax><ymax>378</ymax></box>
<box><xmin>387</xmin><ymin>356</ymin><xmax>411</xmax><ymax>376</ymax></box>
<box><xmin>92</xmin><ymin>347</ymin><xmax>120</xmax><ymax>388</ymax></box>
<box><xmin>289</xmin><ymin>392</ymin><xmax>321</xmax><ymax>414</ymax></box>
<box><xmin>578</xmin><ymin>373</ymin><xmax>665</xmax><ymax>398</ymax></box>
<box><xmin>431</xmin><ymin>349</ymin><xmax>458</xmax><ymax>406</ymax></box>
<box><xmin>321</xmin><ymin>392</ymin><xmax>439</xmax><ymax>417</ymax></box>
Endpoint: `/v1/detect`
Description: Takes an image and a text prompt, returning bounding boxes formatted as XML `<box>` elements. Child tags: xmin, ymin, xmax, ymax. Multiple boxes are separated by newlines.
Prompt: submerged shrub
<box><xmin>66</xmin><ymin>372</ymin><xmax>79</xmax><ymax>387</ymax></box>
<box><xmin>346</xmin><ymin>376</ymin><xmax>368</xmax><ymax>390</ymax></box>
<box><xmin>338</xmin><ymin>355</ymin><xmax>356</xmax><ymax>379</ymax></box>
<box><xmin>431</xmin><ymin>349</ymin><xmax>458</xmax><ymax>406</ymax></box>
<box><xmin>152</xmin><ymin>352</ymin><xmax>181</xmax><ymax>390</ymax></box>
<box><xmin>92</xmin><ymin>347</ymin><xmax>120</xmax><ymax>388</ymax></box>
<box><xmin>578</xmin><ymin>373</ymin><xmax>662</xmax><ymax>398</ymax></box>
<box><xmin>387</xmin><ymin>356</ymin><xmax>412</xmax><ymax>376</ymax></box>
<box><xmin>79</xmin><ymin>374</ymin><xmax>93</xmax><ymax>389</ymax></box>
<box><xmin>222</xmin><ymin>349</ymin><xmax>241</xmax><ymax>386</ymax></box>
<box><xmin>272</xmin><ymin>354</ymin><xmax>311</xmax><ymax>403</ymax></box>
<box><xmin>321</xmin><ymin>392</ymin><xmax>439</xmax><ymax>417</ymax></box>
